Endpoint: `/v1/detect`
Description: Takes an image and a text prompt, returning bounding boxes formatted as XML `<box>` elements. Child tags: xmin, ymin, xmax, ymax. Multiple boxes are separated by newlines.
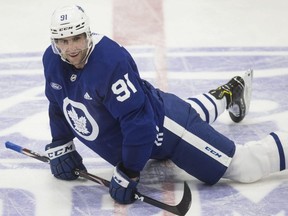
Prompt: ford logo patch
<box><xmin>50</xmin><ymin>82</ymin><xmax>62</xmax><ymax>90</ymax></box>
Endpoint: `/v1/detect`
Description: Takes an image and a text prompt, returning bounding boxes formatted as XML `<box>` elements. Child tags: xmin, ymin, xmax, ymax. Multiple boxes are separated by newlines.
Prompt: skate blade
<box><xmin>242</xmin><ymin>69</ymin><xmax>253</xmax><ymax>114</ymax></box>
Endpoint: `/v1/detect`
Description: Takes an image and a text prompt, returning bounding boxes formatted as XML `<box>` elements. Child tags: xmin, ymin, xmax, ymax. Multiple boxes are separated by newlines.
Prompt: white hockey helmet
<box><xmin>50</xmin><ymin>5</ymin><xmax>90</xmax><ymax>39</ymax></box>
<box><xmin>50</xmin><ymin>5</ymin><xmax>94</xmax><ymax>65</ymax></box>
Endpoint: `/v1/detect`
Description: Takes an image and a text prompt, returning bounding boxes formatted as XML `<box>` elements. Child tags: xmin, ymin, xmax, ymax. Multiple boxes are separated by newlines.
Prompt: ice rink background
<box><xmin>1</xmin><ymin>0</ymin><xmax>288</xmax><ymax>215</ymax></box>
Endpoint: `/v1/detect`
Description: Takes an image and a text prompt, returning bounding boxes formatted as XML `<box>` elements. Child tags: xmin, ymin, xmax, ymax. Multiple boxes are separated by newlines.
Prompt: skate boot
<box><xmin>209</xmin><ymin>69</ymin><xmax>253</xmax><ymax>123</ymax></box>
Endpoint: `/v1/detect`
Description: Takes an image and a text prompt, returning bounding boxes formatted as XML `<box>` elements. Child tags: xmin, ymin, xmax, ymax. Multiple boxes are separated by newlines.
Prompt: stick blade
<box><xmin>5</xmin><ymin>141</ymin><xmax>23</xmax><ymax>153</ymax></box>
<box><xmin>175</xmin><ymin>181</ymin><xmax>192</xmax><ymax>215</ymax></box>
<box><xmin>141</xmin><ymin>181</ymin><xmax>192</xmax><ymax>215</ymax></box>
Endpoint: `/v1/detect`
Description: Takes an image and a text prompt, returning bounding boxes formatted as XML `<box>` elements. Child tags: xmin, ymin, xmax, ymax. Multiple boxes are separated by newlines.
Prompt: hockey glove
<box><xmin>45</xmin><ymin>140</ymin><xmax>86</xmax><ymax>180</ymax></box>
<box><xmin>109</xmin><ymin>162</ymin><xmax>140</xmax><ymax>204</ymax></box>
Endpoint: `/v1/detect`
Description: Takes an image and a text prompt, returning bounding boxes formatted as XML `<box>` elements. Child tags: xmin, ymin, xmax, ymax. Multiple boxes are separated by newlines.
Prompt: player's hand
<box><xmin>109</xmin><ymin>162</ymin><xmax>140</xmax><ymax>204</ymax></box>
<box><xmin>45</xmin><ymin>140</ymin><xmax>86</xmax><ymax>180</ymax></box>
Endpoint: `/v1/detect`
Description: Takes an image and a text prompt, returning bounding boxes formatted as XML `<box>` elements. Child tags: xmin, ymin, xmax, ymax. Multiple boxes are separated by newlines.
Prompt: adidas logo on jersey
<box><xmin>84</xmin><ymin>92</ymin><xmax>92</xmax><ymax>100</ymax></box>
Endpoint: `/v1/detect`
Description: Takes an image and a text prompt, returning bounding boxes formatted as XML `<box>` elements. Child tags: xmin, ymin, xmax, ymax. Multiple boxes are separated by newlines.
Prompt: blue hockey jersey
<box><xmin>43</xmin><ymin>35</ymin><xmax>164</xmax><ymax>172</ymax></box>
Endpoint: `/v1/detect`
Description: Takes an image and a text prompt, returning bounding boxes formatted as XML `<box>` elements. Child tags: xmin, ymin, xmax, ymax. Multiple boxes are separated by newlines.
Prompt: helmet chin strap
<box><xmin>80</xmin><ymin>40</ymin><xmax>95</xmax><ymax>66</ymax></box>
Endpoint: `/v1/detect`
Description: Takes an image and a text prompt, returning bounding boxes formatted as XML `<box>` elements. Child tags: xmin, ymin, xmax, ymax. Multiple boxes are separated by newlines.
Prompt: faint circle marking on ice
<box><xmin>250</xmin><ymin>100</ymin><xmax>278</xmax><ymax>112</ymax></box>
<box><xmin>0</xmin><ymin>111</ymin><xmax>50</xmax><ymax>140</ymax></box>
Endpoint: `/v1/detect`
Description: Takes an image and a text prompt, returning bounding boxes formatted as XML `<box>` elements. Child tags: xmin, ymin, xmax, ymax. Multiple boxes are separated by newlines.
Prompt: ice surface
<box><xmin>1</xmin><ymin>0</ymin><xmax>288</xmax><ymax>215</ymax></box>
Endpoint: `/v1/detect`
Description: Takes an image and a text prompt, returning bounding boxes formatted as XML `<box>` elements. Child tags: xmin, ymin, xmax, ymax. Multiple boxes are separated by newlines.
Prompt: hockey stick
<box><xmin>5</xmin><ymin>141</ymin><xmax>192</xmax><ymax>216</ymax></box>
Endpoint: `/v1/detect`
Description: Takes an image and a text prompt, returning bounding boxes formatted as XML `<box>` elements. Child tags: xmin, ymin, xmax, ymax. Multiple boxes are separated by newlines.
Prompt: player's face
<box><xmin>55</xmin><ymin>33</ymin><xmax>88</xmax><ymax>69</ymax></box>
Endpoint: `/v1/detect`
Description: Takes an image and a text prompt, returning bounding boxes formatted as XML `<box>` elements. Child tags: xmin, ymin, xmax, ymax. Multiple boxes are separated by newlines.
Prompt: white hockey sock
<box><xmin>185</xmin><ymin>93</ymin><xmax>226</xmax><ymax>124</ymax></box>
<box><xmin>224</xmin><ymin>131</ymin><xmax>288</xmax><ymax>183</ymax></box>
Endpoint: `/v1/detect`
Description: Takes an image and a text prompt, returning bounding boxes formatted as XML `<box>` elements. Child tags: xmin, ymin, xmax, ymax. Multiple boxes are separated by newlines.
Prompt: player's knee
<box><xmin>224</xmin><ymin>144</ymin><xmax>269</xmax><ymax>183</ymax></box>
<box><xmin>232</xmin><ymin>167</ymin><xmax>263</xmax><ymax>183</ymax></box>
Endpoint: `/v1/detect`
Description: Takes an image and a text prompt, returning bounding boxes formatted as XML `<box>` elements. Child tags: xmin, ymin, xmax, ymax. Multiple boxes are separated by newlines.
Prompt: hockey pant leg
<box><xmin>159</xmin><ymin>91</ymin><xmax>234</xmax><ymax>185</ymax></box>
<box><xmin>164</xmin><ymin>115</ymin><xmax>235</xmax><ymax>185</ymax></box>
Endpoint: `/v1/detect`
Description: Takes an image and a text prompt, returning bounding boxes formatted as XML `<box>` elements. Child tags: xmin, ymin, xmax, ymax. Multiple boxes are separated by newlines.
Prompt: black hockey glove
<box><xmin>109</xmin><ymin>162</ymin><xmax>140</xmax><ymax>204</ymax></box>
<box><xmin>45</xmin><ymin>140</ymin><xmax>86</xmax><ymax>180</ymax></box>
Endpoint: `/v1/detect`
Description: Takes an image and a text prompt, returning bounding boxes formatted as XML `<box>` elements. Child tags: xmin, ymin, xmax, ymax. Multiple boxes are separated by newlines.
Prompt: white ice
<box><xmin>1</xmin><ymin>1</ymin><xmax>288</xmax><ymax>216</ymax></box>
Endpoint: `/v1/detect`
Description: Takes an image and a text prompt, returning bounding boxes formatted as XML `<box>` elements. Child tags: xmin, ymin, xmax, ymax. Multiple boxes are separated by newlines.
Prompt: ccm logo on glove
<box><xmin>46</xmin><ymin>141</ymin><xmax>75</xmax><ymax>159</ymax></box>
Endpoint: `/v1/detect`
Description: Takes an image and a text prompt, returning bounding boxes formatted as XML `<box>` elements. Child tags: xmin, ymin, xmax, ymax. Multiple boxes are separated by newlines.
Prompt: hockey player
<box><xmin>43</xmin><ymin>5</ymin><xmax>288</xmax><ymax>204</ymax></box>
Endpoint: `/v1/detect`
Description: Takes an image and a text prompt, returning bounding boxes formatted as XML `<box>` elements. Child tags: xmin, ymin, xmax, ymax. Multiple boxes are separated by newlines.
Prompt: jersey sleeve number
<box><xmin>111</xmin><ymin>73</ymin><xmax>137</xmax><ymax>102</ymax></box>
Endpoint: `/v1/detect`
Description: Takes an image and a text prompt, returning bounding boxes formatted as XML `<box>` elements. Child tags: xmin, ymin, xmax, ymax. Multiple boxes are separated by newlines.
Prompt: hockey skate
<box><xmin>209</xmin><ymin>69</ymin><xmax>253</xmax><ymax>123</ymax></box>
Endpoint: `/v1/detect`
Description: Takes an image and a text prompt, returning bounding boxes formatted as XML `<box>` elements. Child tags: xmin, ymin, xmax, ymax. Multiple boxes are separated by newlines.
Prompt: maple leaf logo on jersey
<box><xmin>63</xmin><ymin>97</ymin><xmax>99</xmax><ymax>141</ymax></box>
<box><xmin>67</xmin><ymin>106</ymin><xmax>90</xmax><ymax>134</ymax></box>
